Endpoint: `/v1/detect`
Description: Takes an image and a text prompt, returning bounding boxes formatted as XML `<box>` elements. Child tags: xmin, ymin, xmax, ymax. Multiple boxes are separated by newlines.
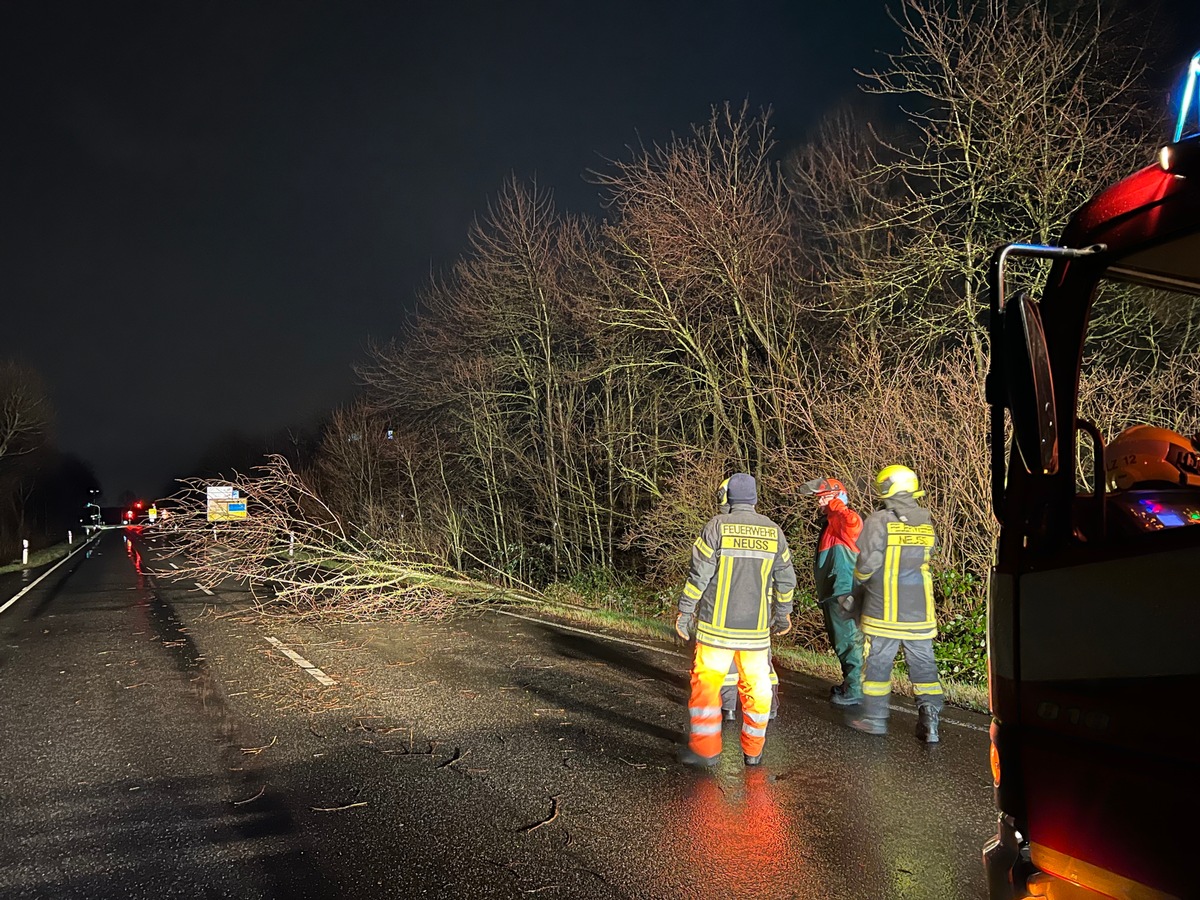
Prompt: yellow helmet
<box><xmin>875</xmin><ymin>464</ymin><xmax>925</xmax><ymax>499</ymax></box>
<box><xmin>1104</xmin><ymin>425</ymin><xmax>1200</xmax><ymax>491</ymax></box>
<box><xmin>715</xmin><ymin>477</ymin><xmax>730</xmax><ymax>510</ymax></box>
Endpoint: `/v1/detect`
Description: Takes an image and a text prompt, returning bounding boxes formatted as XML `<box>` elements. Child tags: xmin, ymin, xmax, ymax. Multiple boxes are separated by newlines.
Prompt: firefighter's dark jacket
<box><xmin>678</xmin><ymin>502</ymin><xmax>797</xmax><ymax>651</ymax></box>
<box><xmin>853</xmin><ymin>495</ymin><xmax>937</xmax><ymax>640</ymax></box>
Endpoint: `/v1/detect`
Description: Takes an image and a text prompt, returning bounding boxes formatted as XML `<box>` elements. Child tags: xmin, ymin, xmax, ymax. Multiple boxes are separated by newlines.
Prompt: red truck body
<box><xmin>983</xmin><ymin>80</ymin><xmax>1200</xmax><ymax>899</ymax></box>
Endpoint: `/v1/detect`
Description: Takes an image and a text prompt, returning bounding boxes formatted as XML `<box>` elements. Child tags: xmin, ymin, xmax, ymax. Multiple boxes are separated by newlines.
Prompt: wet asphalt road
<box><xmin>0</xmin><ymin>531</ymin><xmax>996</xmax><ymax>899</ymax></box>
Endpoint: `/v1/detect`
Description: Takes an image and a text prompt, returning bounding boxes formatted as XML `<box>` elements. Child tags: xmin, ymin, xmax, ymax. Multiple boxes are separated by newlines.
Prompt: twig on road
<box><xmin>241</xmin><ymin>736</ymin><xmax>278</xmax><ymax>755</ymax></box>
<box><xmin>231</xmin><ymin>786</ymin><xmax>266</xmax><ymax>806</ymax></box>
<box><xmin>436</xmin><ymin>747</ymin><xmax>471</xmax><ymax>769</ymax></box>
<box><xmin>518</xmin><ymin>795</ymin><xmax>561</xmax><ymax>833</ymax></box>
<box><xmin>311</xmin><ymin>801</ymin><xmax>368</xmax><ymax>812</ymax></box>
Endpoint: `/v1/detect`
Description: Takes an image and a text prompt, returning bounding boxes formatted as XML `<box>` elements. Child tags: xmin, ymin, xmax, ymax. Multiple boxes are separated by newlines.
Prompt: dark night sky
<box><xmin>1</xmin><ymin>2</ymin><xmax>1197</xmax><ymax>501</ymax></box>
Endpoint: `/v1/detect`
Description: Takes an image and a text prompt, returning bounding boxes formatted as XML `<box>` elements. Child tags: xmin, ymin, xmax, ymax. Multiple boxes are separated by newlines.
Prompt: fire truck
<box><xmin>982</xmin><ymin>54</ymin><xmax>1200</xmax><ymax>899</ymax></box>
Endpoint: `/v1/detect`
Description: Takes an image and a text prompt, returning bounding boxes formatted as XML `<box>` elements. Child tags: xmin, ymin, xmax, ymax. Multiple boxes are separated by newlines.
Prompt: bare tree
<box><xmin>0</xmin><ymin>360</ymin><xmax>51</xmax><ymax>466</ymax></box>
<box><xmin>806</xmin><ymin>0</ymin><xmax>1155</xmax><ymax>361</ymax></box>
<box><xmin>592</xmin><ymin>103</ymin><xmax>816</xmax><ymax>474</ymax></box>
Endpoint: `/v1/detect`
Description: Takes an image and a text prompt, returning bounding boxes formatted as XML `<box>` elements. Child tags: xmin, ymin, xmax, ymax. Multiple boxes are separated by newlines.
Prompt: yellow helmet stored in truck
<box><xmin>874</xmin><ymin>464</ymin><xmax>925</xmax><ymax>499</ymax></box>
<box><xmin>1104</xmin><ymin>425</ymin><xmax>1200</xmax><ymax>490</ymax></box>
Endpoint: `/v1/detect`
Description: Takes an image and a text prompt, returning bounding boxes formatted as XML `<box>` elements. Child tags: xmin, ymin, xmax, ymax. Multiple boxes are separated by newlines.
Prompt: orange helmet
<box><xmin>1104</xmin><ymin>425</ymin><xmax>1200</xmax><ymax>490</ymax></box>
<box><xmin>802</xmin><ymin>477</ymin><xmax>848</xmax><ymax>504</ymax></box>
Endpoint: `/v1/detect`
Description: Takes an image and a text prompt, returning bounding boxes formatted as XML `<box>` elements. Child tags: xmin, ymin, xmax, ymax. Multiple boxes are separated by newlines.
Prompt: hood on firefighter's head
<box><xmin>725</xmin><ymin>473</ymin><xmax>757</xmax><ymax>506</ymax></box>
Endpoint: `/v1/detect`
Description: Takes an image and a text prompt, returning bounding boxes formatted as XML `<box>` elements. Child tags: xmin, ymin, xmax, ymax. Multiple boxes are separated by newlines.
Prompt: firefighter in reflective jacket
<box><xmin>846</xmin><ymin>465</ymin><xmax>944</xmax><ymax>743</ymax></box>
<box><xmin>675</xmin><ymin>473</ymin><xmax>796</xmax><ymax>767</ymax></box>
<box><xmin>712</xmin><ymin>479</ymin><xmax>781</xmax><ymax>722</ymax></box>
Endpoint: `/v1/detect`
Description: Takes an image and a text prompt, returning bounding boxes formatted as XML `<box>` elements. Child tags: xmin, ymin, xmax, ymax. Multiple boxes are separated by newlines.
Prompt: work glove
<box><xmin>836</xmin><ymin>593</ymin><xmax>861</xmax><ymax>622</ymax></box>
<box><xmin>675</xmin><ymin>612</ymin><xmax>696</xmax><ymax>641</ymax></box>
<box><xmin>771</xmin><ymin>611</ymin><xmax>792</xmax><ymax>637</ymax></box>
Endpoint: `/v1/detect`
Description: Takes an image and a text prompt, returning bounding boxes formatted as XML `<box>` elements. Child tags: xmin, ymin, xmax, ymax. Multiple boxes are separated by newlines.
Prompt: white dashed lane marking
<box><xmin>265</xmin><ymin>636</ymin><xmax>337</xmax><ymax>686</ymax></box>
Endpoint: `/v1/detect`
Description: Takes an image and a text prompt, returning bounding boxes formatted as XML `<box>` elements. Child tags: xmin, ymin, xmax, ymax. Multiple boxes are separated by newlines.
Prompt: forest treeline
<box><xmin>173</xmin><ymin>2</ymin><xmax>1200</xmax><ymax>680</ymax></box>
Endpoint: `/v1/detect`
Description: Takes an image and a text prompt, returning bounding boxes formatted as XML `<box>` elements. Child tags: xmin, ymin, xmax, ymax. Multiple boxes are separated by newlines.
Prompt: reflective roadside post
<box><xmin>22</xmin><ymin>539</ymin><xmax>28</xmax><ymax>565</ymax></box>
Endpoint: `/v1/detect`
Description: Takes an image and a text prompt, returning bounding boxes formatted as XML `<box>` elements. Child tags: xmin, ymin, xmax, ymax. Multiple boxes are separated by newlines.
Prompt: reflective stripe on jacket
<box><xmin>853</xmin><ymin>496</ymin><xmax>937</xmax><ymax>640</ymax></box>
<box><xmin>678</xmin><ymin>503</ymin><xmax>797</xmax><ymax>651</ymax></box>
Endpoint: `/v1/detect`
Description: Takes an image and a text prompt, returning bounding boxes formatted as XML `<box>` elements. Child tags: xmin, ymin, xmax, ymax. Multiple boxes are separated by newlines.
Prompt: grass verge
<box><xmin>0</xmin><ymin>536</ymin><xmax>91</xmax><ymax>575</ymax></box>
<box><xmin>500</xmin><ymin>594</ymin><xmax>989</xmax><ymax>715</ymax></box>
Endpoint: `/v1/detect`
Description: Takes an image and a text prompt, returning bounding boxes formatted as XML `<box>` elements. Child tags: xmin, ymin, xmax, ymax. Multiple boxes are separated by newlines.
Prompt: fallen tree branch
<box><xmin>157</xmin><ymin>455</ymin><xmax>543</xmax><ymax>622</ymax></box>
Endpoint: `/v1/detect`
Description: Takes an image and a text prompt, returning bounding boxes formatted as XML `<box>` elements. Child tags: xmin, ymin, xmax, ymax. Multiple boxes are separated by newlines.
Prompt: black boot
<box><xmin>743</xmin><ymin>752</ymin><xmax>763</xmax><ymax>766</ymax></box>
<box><xmin>677</xmin><ymin>744</ymin><xmax>719</xmax><ymax>768</ymax></box>
<box><xmin>846</xmin><ymin>715</ymin><xmax>887</xmax><ymax>735</ymax></box>
<box><xmin>916</xmin><ymin>704</ymin><xmax>940</xmax><ymax>743</ymax></box>
<box><xmin>830</xmin><ymin>684</ymin><xmax>863</xmax><ymax>708</ymax></box>
<box><xmin>847</xmin><ymin>694</ymin><xmax>888</xmax><ymax>735</ymax></box>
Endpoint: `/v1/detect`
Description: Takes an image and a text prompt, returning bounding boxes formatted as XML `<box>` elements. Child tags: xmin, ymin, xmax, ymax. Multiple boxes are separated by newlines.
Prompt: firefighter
<box><xmin>675</xmin><ymin>473</ymin><xmax>796</xmax><ymax>767</ymax></box>
<box><xmin>800</xmin><ymin>477</ymin><xmax>864</xmax><ymax>707</ymax></box>
<box><xmin>710</xmin><ymin>478</ymin><xmax>781</xmax><ymax>723</ymax></box>
<box><xmin>846</xmin><ymin>465</ymin><xmax>943</xmax><ymax>743</ymax></box>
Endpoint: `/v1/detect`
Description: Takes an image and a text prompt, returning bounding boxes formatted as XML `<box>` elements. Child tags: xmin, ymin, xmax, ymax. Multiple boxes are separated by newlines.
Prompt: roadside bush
<box><xmin>544</xmin><ymin>565</ymin><xmax>666</xmax><ymax>618</ymax></box>
<box><xmin>934</xmin><ymin>605</ymin><xmax>988</xmax><ymax>687</ymax></box>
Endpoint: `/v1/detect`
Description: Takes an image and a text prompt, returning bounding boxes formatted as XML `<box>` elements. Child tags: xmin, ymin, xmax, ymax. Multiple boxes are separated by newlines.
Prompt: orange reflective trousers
<box><xmin>687</xmin><ymin>643</ymin><xmax>773</xmax><ymax>760</ymax></box>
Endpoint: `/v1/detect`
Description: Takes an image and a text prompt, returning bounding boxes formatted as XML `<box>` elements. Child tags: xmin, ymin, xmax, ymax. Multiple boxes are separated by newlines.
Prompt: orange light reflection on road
<box><xmin>667</xmin><ymin>768</ymin><xmax>802</xmax><ymax>893</ymax></box>
<box><xmin>124</xmin><ymin>535</ymin><xmax>143</xmax><ymax>574</ymax></box>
